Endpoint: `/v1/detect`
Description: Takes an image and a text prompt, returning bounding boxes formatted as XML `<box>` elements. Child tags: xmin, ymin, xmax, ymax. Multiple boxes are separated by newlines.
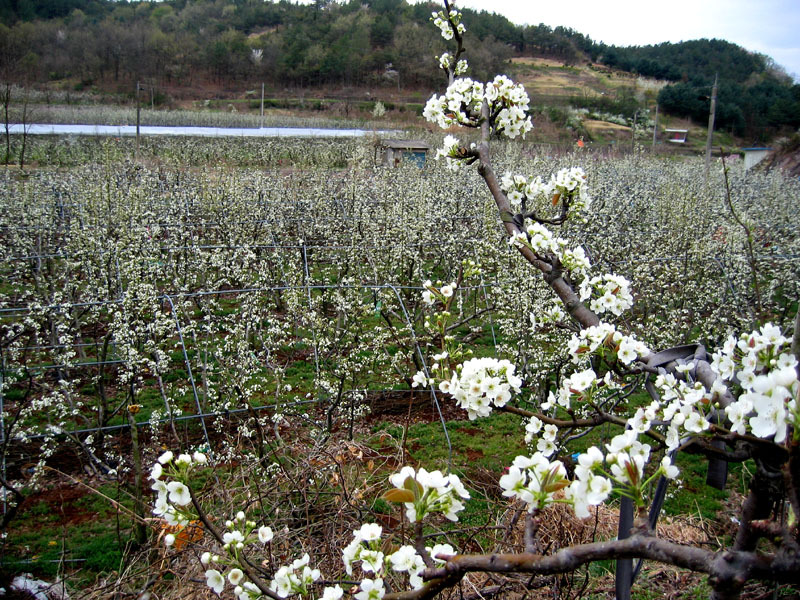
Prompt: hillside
<box><xmin>1</xmin><ymin>0</ymin><xmax>798</xmax><ymax>142</ymax></box>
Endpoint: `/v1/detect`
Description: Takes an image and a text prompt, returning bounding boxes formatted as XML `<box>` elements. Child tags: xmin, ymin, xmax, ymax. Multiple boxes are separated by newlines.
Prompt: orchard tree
<box><xmin>151</xmin><ymin>3</ymin><xmax>800</xmax><ymax>600</ymax></box>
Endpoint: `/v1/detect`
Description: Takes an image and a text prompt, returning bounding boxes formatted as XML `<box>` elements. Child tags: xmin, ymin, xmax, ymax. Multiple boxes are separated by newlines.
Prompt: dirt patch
<box><xmin>512</xmin><ymin>57</ymin><xmax>569</xmax><ymax>68</ymax></box>
<box><xmin>465</xmin><ymin>448</ymin><xmax>484</xmax><ymax>461</ymax></box>
<box><xmin>18</xmin><ymin>483</ymin><xmax>99</xmax><ymax>526</ymax></box>
<box><xmin>759</xmin><ymin>134</ymin><xmax>800</xmax><ymax>177</ymax></box>
<box><xmin>456</xmin><ymin>427</ymin><xmax>482</xmax><ymax>436</ymax></box>
<box><xmin>584</xmin><ymin>119</ymin><xmax>630</xmax><ymax>134</ymax></box>
<box><xmin>367</xmin><ymin>389</ymin><xmax>464</xmax><ymax>423</ymax></box>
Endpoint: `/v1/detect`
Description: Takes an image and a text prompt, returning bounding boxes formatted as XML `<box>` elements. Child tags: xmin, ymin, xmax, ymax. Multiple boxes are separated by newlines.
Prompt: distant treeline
<box><xmin>2</xmin><ymin>0</ymin><xmax>798</xmax><ymax>137</ymax></box>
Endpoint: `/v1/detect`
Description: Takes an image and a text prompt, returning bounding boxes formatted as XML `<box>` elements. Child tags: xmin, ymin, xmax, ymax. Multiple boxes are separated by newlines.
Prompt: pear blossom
<box><xmin>205</xmin><ymin>569</ymin><xmax>225</xmax><ymax>595</ymax></box>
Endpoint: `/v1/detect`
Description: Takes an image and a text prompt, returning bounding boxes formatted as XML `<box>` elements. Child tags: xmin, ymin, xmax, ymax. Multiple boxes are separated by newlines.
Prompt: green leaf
<box><xmin>403</xmin><ymin>475</ymin><xmax>424</xmax><ymax>500</ymax></box>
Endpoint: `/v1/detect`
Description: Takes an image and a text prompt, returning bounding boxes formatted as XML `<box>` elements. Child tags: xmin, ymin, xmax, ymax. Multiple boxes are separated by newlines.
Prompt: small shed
<box><xmin>742</xmin><ymin>147</ymin><xmax>772</xmax><ymax>171</ymax></box>
<box><xmin>379</xmin><ymin>139</ymin><xmax>430</xmax><ymax>167</ymax></box>
<box><xmin>664</xmin><ymin>129</ymin><xmax>689</xmax><ymax>144</ymax></box>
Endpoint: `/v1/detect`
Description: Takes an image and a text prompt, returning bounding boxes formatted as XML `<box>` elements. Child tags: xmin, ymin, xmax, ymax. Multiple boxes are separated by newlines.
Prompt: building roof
<box><xmin>381</xmin><ymin>139</ymin><xmax>430</xmax><ymax>150</ymax></box>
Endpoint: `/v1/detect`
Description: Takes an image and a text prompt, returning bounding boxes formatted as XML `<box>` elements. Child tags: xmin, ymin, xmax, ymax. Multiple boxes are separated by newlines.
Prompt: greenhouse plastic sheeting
<box><xmin>6</xmin><ymin>124</ymin><xmax>396</xmax><ymax>138</ymax></box>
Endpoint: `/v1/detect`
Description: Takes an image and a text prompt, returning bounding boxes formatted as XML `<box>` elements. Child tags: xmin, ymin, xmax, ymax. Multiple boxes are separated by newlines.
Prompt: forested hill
<box><xmin>599</xmin><ymin>39</ymin><xmax>769</xmax><ymax>84</ymax></box>
<box><xmin>2</xmin><ymin>0</ymin><xmax>798</xmax><ymax>136</ymax></box>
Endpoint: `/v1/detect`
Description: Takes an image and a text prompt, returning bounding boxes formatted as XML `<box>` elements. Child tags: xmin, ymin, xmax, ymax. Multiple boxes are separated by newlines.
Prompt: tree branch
<box><xmin>189</xmin><ymin>489</ymin><xmax>281</xmax><ymax>600</ymax></box>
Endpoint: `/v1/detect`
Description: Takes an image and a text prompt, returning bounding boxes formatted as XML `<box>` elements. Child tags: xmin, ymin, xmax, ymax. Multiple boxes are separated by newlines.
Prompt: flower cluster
<box><xmin>342</xmin><ymin>521</ymin><xmax>454</xmax><ymax>592</ymax></box>
<box><xmin>433</xmin><ymin>135</ymin><xmax>470</xmax><ymax>171</ymax></box>
<box><xmin>522</xmin><ymin>416</ymin><xmax>559</xmax><ymax>456</ymax></box>
<box><xmin>421</xmin><ymin>279</ymin><xmax>457</xmax><ymax>306</ymax></box>
<box><xmin>220</xmin><ymin>512</ymin><xmax>274</xmax><ymax>554</ymax></box>
<box><xmin>566</xmin><ymin>322</ymin><xmax>650</xmax><ymax>366</ymax></box>
<box><xmin>270</xmin><ymin>553</ymin><xmax>321</xmax><ymax>598</ymax></box>
<box><xmin>499</xmin><ymin>453</ymin><xmax>569</xmax><ymax>512</ymax></box>
<box><xmin>551</xmin><ymin>166</ymin><xmax>589</xmax><ymax>201</ymax></box>
<box><xmin>508</xmin><ymin>221</ymin><xmax>564</xmax><ymax>256</ymax></box>
<box><xmin>384</xmin><ymin>466</ymin><xmax>470</xmax><ymax>522</ymax></box>
<box><xmin>540</xmin><ymin>368</ymin><xmax>612</xmax><ymax>413</ymax></box>
<box><xmin>342</xmin><ymin>523</ymin><xmax>385</xmax><ymax>575</ymax></box>
<box><xmin>500</xmin><ymin>167</ymin><xmax>589</xmax><ymax>214</ymax></box>
<box><xmin>423</xmin><ymin>77</ymin><xmax>484</xmax><ymax>129</ymax></box>
<box><xmin>711</xmin><ymin>323</ymin><xmax>799</xmax><ymax>443</ymax></box>
<box><xmin>151</xmin><ymin>450</ymin><xmax>207</xmax><ymax>533</ymax></box>
<box><xmin>507</xmin><ymin>220</ymin><xmax>591</xmax><ymax>281</ymax></box>
<box><xmin>648</xmin><ymin>372</ymin><xmax>713</xmax><ymax>450</ymax></box>
<box><xmin>600</xmin><ymin>431</ymin><xmax>678</xmax><ymax>507</ymax></box>
<box><xmin>579</xmin><ymin>274</ymin><xmax>634</xmax><ymax>316</ymax></box>
<box><xmin>423</xmin><ymin>76</ymin><xmax>532</xmax><ymax>140</ymax></box>
<box><xmin>564</xmin><ymin>447</ymin><xmax>613</xmax><ymax>518</ymax></box>
<box><xmin>484</xmin><ymin>75</ymin><xmax>533</xmax><ymax>139</ymax></box>
<box><xmin>438</xmin><ymin>52</ymin><xmax>468</xmax><ymax>76</ymax></box>
<box><xmin>439</xmin><ymin>357</ymin><xmax>522</xmax><ymax>419</ymax></box>
<box><xmin>342</xmin><ymin>523</ymin><xmax>454</xmax><ymax>600</ymax></box>
<box><xmin>431</xmin><ymin>8</ymin><xmax>465</xmax><ymax>40</ymax></box>
<box><xmin>204</xmin><ymin>562</ymin><xmax>263</xmax><ymax>600</ymax></box>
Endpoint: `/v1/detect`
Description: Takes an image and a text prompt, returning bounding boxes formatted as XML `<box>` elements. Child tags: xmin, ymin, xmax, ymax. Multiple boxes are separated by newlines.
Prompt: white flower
<box><xmin>223</xmin><ymin>530</ymin><xmax>245</xmax><ymax>545</ymax></box>
<box><xmin>258</xmin><ymin>526</ymin><xmax>274</xmax><ymax>543</ymax></box>
<box><xmin>427</xmin><ymin>543</ymin><xmax>455</xmax><ymax>563</ymax></box>
<box><xmin>270</xmin><ymin>566</ymin><xmax>295</xmax><ymax>598</ymax></box>
<box><xmin>355</xmin><ymin>578</ymin><xmax>385</xmax><ymax>600</ymax></box>
<box><xmin>683</xmin><ymin>411</ymin><xmax>709</xmax><ymax>434</ymax></box>
<box><xmin>359</xmin><ymin>550</ymin><xmax>385</xmax><ymax>573</ymax></box>
<box><xmin>750</xmin><ymin>394</ymin><xmax>787</xmax><ymax>442</ymax></box>
<box><xmin>164</xmin><ymin>533</ymin><xmax>175</xmax><ymax>546</ymax></box>
<box><xmin>158</xmin><ymin>451</ymin><xmax>174</xmax><ymax>464</ymax></box>
<box><xmin>166</xmin><ymin>481</ymin><xmax>192</xmax><ymax>506</ymax></box>
<box><xmin>660</xmin><ymin>456</ymin><xmax>679</xmax><ymax>479</ymax></box>
<box><xmin>389</xmin><ymin>545</ymin><xmax>419</xmax><ymax>572</ymax></box>
<box><xmin>205</xmin><ymin>569</ymin><xmax>225</xmax><ymax>595</ymax></box>
<box><xmin>322</xmin><ymin>585</ymin><xmax>344</xmax><ymax>600</ymax></box>
<box><xmin>356</xmin><ymin>523</ymin><xmax>383</xmax><ymax>542</ymax></box>
<box><xmin>228</xmin><ymin>569</ymin><xmax>244</xmax><ymax>586</ymax></box>
<box><xmin>342</xmin><ymin>537</ymin><xmax>361</xmax><ymax>575</ymax></box>
<box><xmin>150</xmin><ymin>463</ymin><xmax>163</xmax><ymax>481</ymax></box>
<box><xmin>568</xmin><ymin>369</ymin><xmax>596</xmax><ymax>392</ymax></box>
<box><xmin>411</xmin><ymin>371</ymin><xmax>429</xmax><ymax>388</ymax></box>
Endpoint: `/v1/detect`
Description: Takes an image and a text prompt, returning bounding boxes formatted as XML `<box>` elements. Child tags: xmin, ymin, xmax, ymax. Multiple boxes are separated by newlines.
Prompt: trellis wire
<box><xmin>2</xmin><ymin>220</ymin><xmax>797</xmax><ymax>539</ymax></box>
<box><xmin>0</xmin><ymin>281</ymin><xmax>464</xmax><ymax>492</ymax></box>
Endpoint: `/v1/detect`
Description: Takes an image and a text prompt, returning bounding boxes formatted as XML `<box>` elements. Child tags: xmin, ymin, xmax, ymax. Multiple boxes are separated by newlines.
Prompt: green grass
<box><xmin>6</xmin><ymin>483</ymin><xmax>134</xmax><ymax>582</ymax></box>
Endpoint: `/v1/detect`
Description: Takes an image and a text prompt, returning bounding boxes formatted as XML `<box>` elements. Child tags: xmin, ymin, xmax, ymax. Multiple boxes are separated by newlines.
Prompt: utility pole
<box><xmin>704</xmin><ymin>73</ymin><xmax>718</xmax><ymax>183</ymax></box>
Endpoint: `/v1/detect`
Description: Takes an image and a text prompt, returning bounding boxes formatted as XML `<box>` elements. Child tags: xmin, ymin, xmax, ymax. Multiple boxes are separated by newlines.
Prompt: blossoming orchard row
<box><xmin>1</xmin><ymin>142</ymin><xmax>798</xmax><ymax>464</ymax></box>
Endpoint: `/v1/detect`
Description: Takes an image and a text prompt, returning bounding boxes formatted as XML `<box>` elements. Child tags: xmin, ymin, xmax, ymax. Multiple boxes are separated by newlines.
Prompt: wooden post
<box><xmin>704</xmin><ymin>73</ymin><xmax>718</xmax><ymax>184</ymax></box>
<box><xmin>260</xmin><ymin>82</ymin><xmax>265</xmax><ymax>128</ymax></box>
<box><xmin>127</xmin><ymin>404</ymin><xmax>147</xmax><ymax>546</ymax></box>
<box><xmin>652</xmin><ymin>103</ymin><xmax>659</xmax><ymax>149</ymax></box>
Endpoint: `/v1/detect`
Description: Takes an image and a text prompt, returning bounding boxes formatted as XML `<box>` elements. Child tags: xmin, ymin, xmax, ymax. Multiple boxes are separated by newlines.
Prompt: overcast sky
<box><xmin>412</xmin><ymin>0</ymin><xmax>800</xmax><ymax>81</ymax></box>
